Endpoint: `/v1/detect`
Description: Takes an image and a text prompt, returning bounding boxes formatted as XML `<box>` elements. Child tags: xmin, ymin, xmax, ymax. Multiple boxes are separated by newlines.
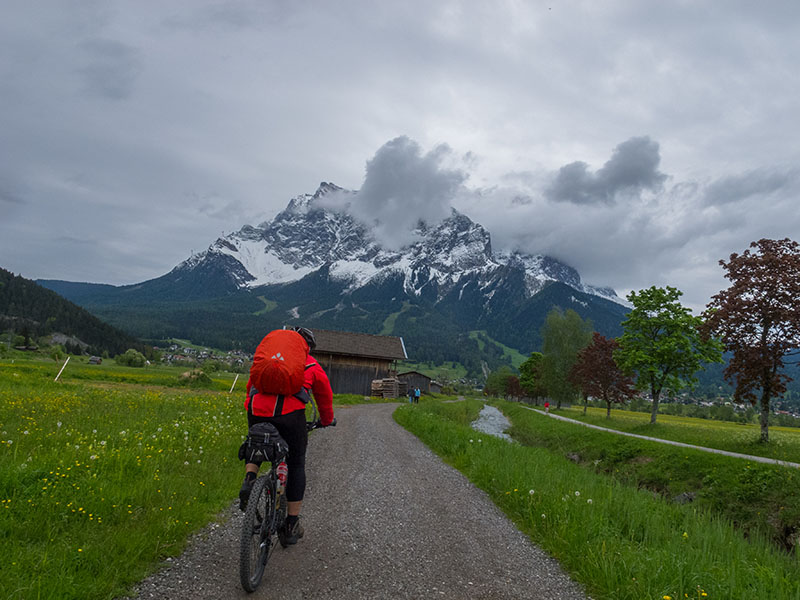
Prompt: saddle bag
<box><xmin>238</xmin><ymin>422</ymin><xmax>289</xmax><ymax>464</ymax></box>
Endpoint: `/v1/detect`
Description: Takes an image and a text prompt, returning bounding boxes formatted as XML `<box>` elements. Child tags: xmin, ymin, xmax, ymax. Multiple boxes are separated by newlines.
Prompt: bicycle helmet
<box><xmin>291</xmin><ymin>326</ymin><xmax>316</xmax><ymax>350</ymax></box>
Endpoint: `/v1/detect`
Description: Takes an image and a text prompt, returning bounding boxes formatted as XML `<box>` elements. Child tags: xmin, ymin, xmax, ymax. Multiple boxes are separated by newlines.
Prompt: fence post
<box><xmin>55</xmin><ymin>356</ymin><xmax>71</xmax><ymax>382</ymax></box>
<box><xmin>229</xmin><ymin>373</ymin><xmax>240</xmax><ymax>394</ymax></box>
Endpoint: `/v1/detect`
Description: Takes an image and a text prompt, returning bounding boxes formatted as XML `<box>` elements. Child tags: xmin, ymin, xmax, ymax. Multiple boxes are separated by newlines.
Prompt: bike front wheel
<box><xmin>239</xmin><ymin>475</ymin><xmax>277</xmax><ymax>592</ymax></box>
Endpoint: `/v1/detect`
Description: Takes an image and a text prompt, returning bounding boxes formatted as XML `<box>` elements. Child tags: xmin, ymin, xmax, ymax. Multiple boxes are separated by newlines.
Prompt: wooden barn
<box><xmin>311</xmin><ymin>329</ymin><xmax>408</xmax><ymax>395</ymax></box>
<box><xmin>397</xmin><ymin>370</ymin><xmax>434</xmax><ymax>395</ymax></box>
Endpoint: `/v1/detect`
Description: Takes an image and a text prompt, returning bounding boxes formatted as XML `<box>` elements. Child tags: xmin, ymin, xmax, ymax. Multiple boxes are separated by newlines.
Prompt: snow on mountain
<box><xmin>175</xmin><ymin>182</ymin><xmax>624</xmax><ymax>305</ymax></box>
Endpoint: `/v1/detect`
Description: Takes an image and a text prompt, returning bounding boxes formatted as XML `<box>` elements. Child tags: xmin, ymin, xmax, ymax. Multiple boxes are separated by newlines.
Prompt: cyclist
<box><xmin>239</xmin><ymin>326</ymin><xmax>334</xmax><ymax>546</ymax></box>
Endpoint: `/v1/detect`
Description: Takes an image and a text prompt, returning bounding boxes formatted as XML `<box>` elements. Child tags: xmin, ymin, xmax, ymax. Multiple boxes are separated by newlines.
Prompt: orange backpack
<box><xmin>249</xmin><ymin>329</ymin><xmax>309</xmax><ymax>396</ymax></box>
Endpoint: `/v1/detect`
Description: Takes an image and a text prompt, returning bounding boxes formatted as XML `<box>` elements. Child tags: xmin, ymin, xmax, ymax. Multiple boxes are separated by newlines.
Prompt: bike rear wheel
<box><xmin>239</xmin><ymin>475</ymin><xmax>277</xmax><ymax>592</ymax></box>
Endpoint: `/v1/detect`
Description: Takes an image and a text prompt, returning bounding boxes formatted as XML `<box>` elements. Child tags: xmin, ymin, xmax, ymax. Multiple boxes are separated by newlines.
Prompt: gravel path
<box><xmin>122</xmin><ymin>403</ymin><xmax>590</xmax><ymax>600</ymax></box>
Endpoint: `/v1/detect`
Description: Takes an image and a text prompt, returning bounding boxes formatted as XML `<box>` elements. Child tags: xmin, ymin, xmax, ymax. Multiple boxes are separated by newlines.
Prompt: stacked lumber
<box><xmin>371</xmin><ymin>378</ymin><xmax>403</xmax><ymax>399</ymax></box>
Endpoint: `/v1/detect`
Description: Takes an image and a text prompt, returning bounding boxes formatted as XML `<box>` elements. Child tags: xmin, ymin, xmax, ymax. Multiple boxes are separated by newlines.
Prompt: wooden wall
<box><xmin>314</xmin><ymin>353</ymin><xmax>396</xmax><ymax>395</ymax></box>
<box><xmin>398</xmin><ymin>372</ymin><xmax>431</xmax><ymax>394</ymax></box>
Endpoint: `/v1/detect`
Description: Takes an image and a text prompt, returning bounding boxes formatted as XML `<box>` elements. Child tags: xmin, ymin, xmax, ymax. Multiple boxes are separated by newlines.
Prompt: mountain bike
<box><xmin>239</xmin><ymin>413</ymin><xmax>336</xmax><ymax>593</ymax></box>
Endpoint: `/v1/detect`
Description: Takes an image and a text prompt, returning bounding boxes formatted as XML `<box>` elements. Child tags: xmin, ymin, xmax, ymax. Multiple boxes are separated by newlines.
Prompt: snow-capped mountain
<box><xmin>174</xmin><ymin>182</ymin><xmax>623</xmax><ymax>305</ymax></box>
<box><xmin>38</xmin><ymin>182</ymin><xmax>630</xmax><ymax>372</ymax></box>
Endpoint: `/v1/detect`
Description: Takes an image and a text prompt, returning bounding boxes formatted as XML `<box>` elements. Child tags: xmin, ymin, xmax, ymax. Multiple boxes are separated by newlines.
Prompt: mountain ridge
<box><xmin>38</xmin><ymin>183</ymin><xmax>630</xmax><ymax>376</ymax></box>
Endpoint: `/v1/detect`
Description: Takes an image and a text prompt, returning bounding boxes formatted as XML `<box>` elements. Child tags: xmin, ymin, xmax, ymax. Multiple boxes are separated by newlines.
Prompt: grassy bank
<box><xmin>395</xmin><ymin>400</ymin><xmax>800</xmax><ymax>600</ymax></box>
<box><xmin>503</xmin><ymin>402</ymin><xmax>800</xmax><ymax>553</ymax></box>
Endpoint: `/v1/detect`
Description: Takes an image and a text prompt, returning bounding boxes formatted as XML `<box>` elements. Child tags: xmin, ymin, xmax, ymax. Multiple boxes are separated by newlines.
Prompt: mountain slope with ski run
<box><xmin>177</xmin><ymin>182</ymin><xmax>623</xmax><ymax>305</ymax></box>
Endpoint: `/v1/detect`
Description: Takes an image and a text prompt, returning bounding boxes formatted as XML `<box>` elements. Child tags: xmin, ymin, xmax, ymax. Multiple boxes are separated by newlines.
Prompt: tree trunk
<box><xmin>650</xmin><ymin>380</ymin><xmax>660</xmax><ymax>424</ymax></box>
<box><xmin>583</xmin><ymin>393</ymin><xmax>588</xmax><ymax>415</ymax></box>
<box><xmin>760</xmin><ymin>390</ymin><xmax>770</xmax><ymax>443</ymax></box>
<box><xmin>606</xmin><ymin>401</ymin><xmax>611</xmax><ymax>419</ymax></box>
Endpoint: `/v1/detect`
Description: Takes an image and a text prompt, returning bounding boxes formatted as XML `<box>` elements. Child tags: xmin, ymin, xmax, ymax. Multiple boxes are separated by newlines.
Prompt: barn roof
<box><xmin>312</xmin><ymin>329</ymin><xmax>407</xmax><ymax>360</ymax></box>
<box><xmin>397</xmin><ymin>370</ymin><xmax>431</xmax><ymax>381</ymax></box>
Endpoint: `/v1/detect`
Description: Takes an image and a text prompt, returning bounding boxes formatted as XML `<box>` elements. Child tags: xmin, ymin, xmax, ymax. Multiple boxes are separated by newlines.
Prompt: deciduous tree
<box><xmin>616</xmin><ymin>286</ymin><xmax>722</xmax><ymax>424</ymax></box>
<box><xmin>540</xmin><ymin>308</ymin><xmax>593</xmax><ymax>408</ymax></box>
<box><xmin>484</xmin><ymin>365</ymin><xmax>515</xmax><ymax>398</ymax></box>
<box><xmin>519</xmin><ymin>352</ymin><xmax>547</xmax><ymax>403</ymax></box>
<box><xmin>704</xmin><ymin>238</ymin><xmax>800</xmax><ymax>443</ymax></box>
<box><xmin>569</xmin><ymin>333</ymin><xmax>637</xmax><ymax>417</ymax></box>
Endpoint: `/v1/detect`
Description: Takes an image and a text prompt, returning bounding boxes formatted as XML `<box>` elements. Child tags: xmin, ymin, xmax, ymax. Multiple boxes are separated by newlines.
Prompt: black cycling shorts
<box><xmin>247</xmin><ymin>408</ymin><xmax>308</xmax><ymax>502</ymax></box>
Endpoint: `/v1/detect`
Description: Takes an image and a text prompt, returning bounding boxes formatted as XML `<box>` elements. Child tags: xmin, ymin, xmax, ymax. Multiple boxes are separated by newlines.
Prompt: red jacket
<box><xmin>245</xmin><ymin>355</ymin><xmax>334</xmax><ymax>425</ymax></box>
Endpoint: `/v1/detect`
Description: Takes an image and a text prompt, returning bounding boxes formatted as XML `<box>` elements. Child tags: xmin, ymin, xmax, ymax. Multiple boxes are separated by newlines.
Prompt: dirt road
<box><xmin>124</xmin><ymin>403</ymin><xmax>589</xmax><ymax>600</ymax></box>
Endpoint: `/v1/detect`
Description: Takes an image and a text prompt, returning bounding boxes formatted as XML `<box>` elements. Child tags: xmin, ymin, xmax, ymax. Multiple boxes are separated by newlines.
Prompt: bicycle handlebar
<box><xmin>307</xmin><ymin>417</ymin><xmax>337</xmax><ymax>431</ymax></box>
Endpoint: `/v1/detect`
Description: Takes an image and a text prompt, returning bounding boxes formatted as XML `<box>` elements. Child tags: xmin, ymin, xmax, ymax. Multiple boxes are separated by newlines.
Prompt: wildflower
<box><xmin>469</xmin><ymin>439</ymin><xmax>474</xmax><ymax>443</ymax></box>
<box><xmin>682</xmin><ymin>531</ymin><xmax>688</xmax><ymax>540</ymax></box>
<box><xmin>90</xmin><ymin>455</ymin><xmax>98</xmax><ymax>460</ymax></box>
<box><xmin>574</xmin><ymin>491</ymin><xmax>580</xmax><ymax>497</ymax></box>
<box><xmin>541</xmin><ymin>514</ymin><xmax>546</xmax><ymax>518</ymax></box>
<box><xmin>23</xmin><ymin>430</ymin><xmax>29</xmax><ymax>435</ymax></box>
<box><xmin>529</xmin><ymin>490</ymin><xmax>535</xmax><ymax>495</ymax></box>
<box><xmin>663</xmin><ymin>596</ymin><xmax>671</xmax><ymax>600</ymax></box>
<box><xmin>57</xmin><ymin>422</ymin><xmax>62</xmax><ymax>428</ymax></box>
<box><xmin>478</xmin><ymin>439</ymin><xmax>482</xmax><ymax>443</ymax></box>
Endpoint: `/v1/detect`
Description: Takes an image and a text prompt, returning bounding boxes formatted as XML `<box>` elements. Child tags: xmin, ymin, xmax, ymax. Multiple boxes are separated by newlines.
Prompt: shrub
<box><xmin>116</xmin><ymin>348</ymin><xmax>146</xmax><ymax>367</ymax></box>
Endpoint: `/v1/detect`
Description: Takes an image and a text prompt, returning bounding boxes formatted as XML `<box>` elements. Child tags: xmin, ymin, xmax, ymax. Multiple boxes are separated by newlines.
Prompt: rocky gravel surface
<box><xmin>121</xmin><ymin>403</ymin><xmax>590</xmax><ymax>600</ymax></box>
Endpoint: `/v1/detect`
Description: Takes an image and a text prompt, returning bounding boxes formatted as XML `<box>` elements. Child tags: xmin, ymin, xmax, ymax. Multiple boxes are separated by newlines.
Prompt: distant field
<box><xmin>558</xmin><ymin>405</ymin><xmax>800</xmax><ymax>464</ymax></box>
<box><xmin>2</xmin><ymin>356</ymin><xmax>242</xmax><ymax>393</ymax></box>
<box><xmin>468</xmin><ymin>330</ymin><xmax>528</xmax><ymax>368</ymax></box>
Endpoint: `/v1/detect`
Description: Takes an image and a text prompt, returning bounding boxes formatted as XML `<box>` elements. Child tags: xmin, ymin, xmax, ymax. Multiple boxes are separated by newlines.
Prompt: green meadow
<box><xmin>4</xmin><ymin>356</ymin><xmax>800</xmax><ymax>600</ymax></box>
<box><xmin>395</xmin><ymin>399</ymin><xmax>800</xmax><ymax>600</ymax></box>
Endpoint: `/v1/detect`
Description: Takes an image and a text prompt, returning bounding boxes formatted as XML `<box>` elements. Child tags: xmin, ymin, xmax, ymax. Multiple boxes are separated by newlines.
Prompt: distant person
<box><xmin>240</xmin><ymin>326</ymin><xmax>334</xmax><ymax>546</ymax></box>
<box><xmin>414</xmin><ymin>387</ymin><xmax>421</xmax><ymax>403</ymax></box>
<box><xmin>409</xmin><ymin>389</ymin><xmax>415</xmax><ymax>404</ymax></box>
<box><xmin>544</xmin><ymin>401</ymin><xmax>550</xmax><ymax>414</ymax></box>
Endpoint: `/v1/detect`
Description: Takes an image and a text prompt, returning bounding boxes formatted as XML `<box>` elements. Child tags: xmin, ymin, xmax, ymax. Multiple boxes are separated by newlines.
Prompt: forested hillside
<box><xmin>0</xmin><ymin>268</ymin><xmax>147</xmax><ymax>356</ymax></box>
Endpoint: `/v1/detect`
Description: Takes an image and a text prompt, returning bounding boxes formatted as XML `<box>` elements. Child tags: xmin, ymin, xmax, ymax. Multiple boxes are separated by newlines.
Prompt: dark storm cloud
<box><xmin>77</xmin><ymin>39</ymin><xmax>142</xmax><ymax>100</ymax></box>
<box><xmin>545</xmin><ymin>137</ymin><xmax>667</xmax><ymax>205</ymax></box>
<box><xmin>703</xmin><ymin>167</ymin><xmax>800</xmax><ymax>206</ymax></box>
<box><xmin>324</xmin><ymin>136</ymin><xmax>467</xmax><ymax>249</ymax></box>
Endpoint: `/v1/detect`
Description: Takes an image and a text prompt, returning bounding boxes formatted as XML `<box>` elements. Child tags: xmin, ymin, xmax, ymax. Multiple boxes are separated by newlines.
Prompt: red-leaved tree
<box><xmin>704</xmin><ymin>238</ymin><xmax>800</xmax><ymax>443</ymax></box>
<box><xmin>570</xmin><ymin>333</ymin><xmax>637</xmax><ymax>418</ymax></box>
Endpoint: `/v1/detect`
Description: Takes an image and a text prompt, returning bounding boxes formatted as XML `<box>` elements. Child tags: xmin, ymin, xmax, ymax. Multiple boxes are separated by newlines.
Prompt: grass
<box><xmin>468</xmin><ymin>330</ymin><xmax>528</xmax><ymax>368</ymax></box>
<box><xmin>0</xmin><ymin>358</ymin><xmax>375</xmax><ymax>600</ymax></box>
<box><xmin>395</xmin><ymin>400</ymin><xmax>800</xmax><ymax>600</ymax></box>
<box><xmin>559</xmin><ymin>405</ymin><xmax>800</xmax><ymax>464</ymax></box>
<box><xmin>501</xmin><ymin>402</ymin><xmax>800</xmax><ymax>553</ymax></box>
<box><xmin>0</xmin><ymin>370</ymin><xmax>243</xmax><ymax>599</ymax></box>
<box><xmin>2</xmin><ymin>357</ymin><xmax>240</xmax><ymax>392</ymax></box>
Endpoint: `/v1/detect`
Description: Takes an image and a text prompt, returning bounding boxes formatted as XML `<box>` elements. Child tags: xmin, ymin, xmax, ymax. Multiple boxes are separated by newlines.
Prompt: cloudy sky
<box><xmin>2</xmin><ymin>1</ymin><xmax>799</xmax><ymax>312</ymax></box>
